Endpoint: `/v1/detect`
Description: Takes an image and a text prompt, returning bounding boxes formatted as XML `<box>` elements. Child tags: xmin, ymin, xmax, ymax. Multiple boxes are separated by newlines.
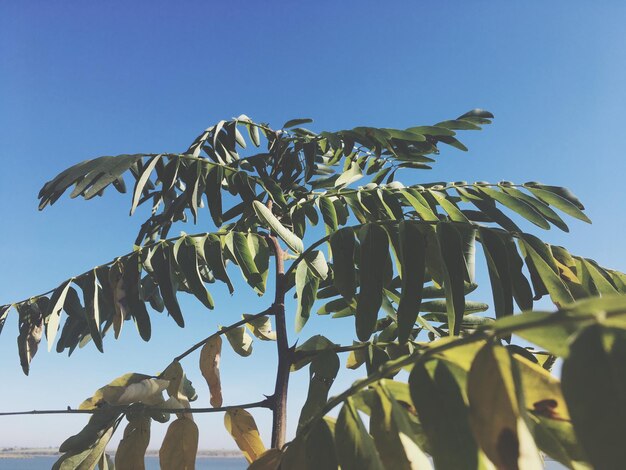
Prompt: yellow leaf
<box><xmin>243</xmin><ymin>314</ymin><xmax>277</xmax><ymax>341</ymax></box>
<box><xmin>223</xmin><ymin>326</ymin><xmax>253</xmax><ymax>357</ymax></box>
<box><xmin>115</xmin><ymin>416</ymin><xmax>151</xmax><ymax>470</ymax></box>
<box><xmin>224</xmin><ymin>408</ymin><xmax>266</xmax><ymax>463</ymax></box>
<box><xmin>515</xmin><ymin>355</ymin><xmax>570</xmax><ymax>420</ymax></box>
<box><xmin>105</xmin><ymin>378</ymin><xmax>169</xmax><ymax>405</ymax></box>
<box><xmin>468</xmin><ymin>344</ymin><xmax>543</xmax><ymax>470</ymax></box>
<box><xmin>79</xmin><ymin>373</ymin><xmax>152</xmax><ymax>410</ymax></box>
<box><xmin>108</xmin><ymin>260</ymin><xmax>127</xmax><ymax>339</ymax></box>
<box><xmin>199</xmin><ymin>336</ymin><xmax>223</xmax><ymax>407</ymax></box>
<box><xmin>248</xmin><ymin>449</ymin><xmax>282</xmax><ymax>469</ymax></box>
<box><xmin>160</xmin><ymin>361</ymin><xmax>195</xmax><ymax>419</ymax></box>
<box><xmin>159</xmin><ymin>417</ymin><xmax>198</xmax><ymax>470</ymax></box>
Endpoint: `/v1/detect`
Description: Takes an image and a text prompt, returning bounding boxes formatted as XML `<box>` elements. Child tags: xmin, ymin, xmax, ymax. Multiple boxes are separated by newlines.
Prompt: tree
<box><xmin>1</xmin><ymin>110</ymin><xmax>625</xmax><ymax>469</ymax></box>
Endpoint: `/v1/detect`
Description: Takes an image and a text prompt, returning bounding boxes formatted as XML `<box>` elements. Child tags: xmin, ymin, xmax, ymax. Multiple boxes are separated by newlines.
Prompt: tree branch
<box><xmin>0</xmin><ymin>399</ymin><xmax>271</xmax><ymax>417</ymax></box>
<box><xmin>267</xmin><ymin>232</ymin><xmax>291</xmax><ymax>449</ymax></box>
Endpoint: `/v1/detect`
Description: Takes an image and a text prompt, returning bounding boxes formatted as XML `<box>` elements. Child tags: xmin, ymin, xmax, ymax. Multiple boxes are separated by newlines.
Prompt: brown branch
<box><xmin>267</xmin><ymin>232</ymin><xmax>291</xmax><ymax>450</ymax></box>
<box><xmin>0</xmin><ymin>399</ymin><xmax>271</xmax><ymax>417</ymax></box>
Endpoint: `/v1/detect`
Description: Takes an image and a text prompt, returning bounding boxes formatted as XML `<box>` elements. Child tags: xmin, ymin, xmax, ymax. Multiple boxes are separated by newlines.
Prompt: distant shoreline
<box><xmin>0</xmin><ymin>448</ymin><xmax>243</xmax><ymax>459</ymax></box>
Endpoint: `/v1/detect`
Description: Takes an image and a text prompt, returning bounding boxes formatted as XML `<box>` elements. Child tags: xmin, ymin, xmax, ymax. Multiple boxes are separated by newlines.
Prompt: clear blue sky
<box><xmin>1</xmin><ymin>0</ymin><xmax>625</xmax><ymax>451</ymax></box>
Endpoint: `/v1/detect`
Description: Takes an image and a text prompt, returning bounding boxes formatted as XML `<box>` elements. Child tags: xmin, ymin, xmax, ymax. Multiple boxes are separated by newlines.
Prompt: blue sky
<box><xmin>1</xmin><ymin>0</ymin><xmax>625</xmax><ymax>451</ymax></box>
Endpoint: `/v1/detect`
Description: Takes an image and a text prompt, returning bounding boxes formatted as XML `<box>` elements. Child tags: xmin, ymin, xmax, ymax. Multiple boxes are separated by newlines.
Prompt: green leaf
<box><xmin>329</xmin><ymin>228</ymin><xmax>357</xmax><ymax>300</ymax></box>
<box><xmin>204</xmin><ymin>234</ymin><xmax>234</xmax><ymax>294</ymax></box>
<box><xmin>526</xmin><ymin>185</ymin><xmax>591</xmax><ymax>224</ymax></box>
<box><xmin>335</xmin><ymin>399</ymin><xmax>384</xmax><ymax>470</ymax></box>
<box><xmin>295</xmin><ymin>262</ymin><xmax>320</xmax><ymax>333</ymax></box>
<box><xmin>370</xmin><ymin>383</ymin><xmax>432</xmax><ymax>470</ymax></box>
<box><xmin>429</xmin><ymin>190</ymin><xmax>469</xmax><ymax>223</ymax></box>
<box><xmin>304</xmin><ymin>250</ymin><xmax>329</xmax><ymax>280</ymax></box>
<box><xmin>283</xmin><ymin>118</ymin><xmax>313</xmax><ymax>128</ymax></box>
<box><xmin>581</xmin><ymin>258</ymin><xmax>617</xmax><ymax>296</ymax></box>
<box><xmin>151</xmin><ymin>244</ymin><xmax>184</xmax><ymax>327</ymax></box>
<box><xmin>521</xmin><ymin>237</ymin><xmax>574</xmax><ymax>306</ymax></box>
<box><xmin>78</xmin><ymin>270</ymin><xmax>104</xmax><ymax>353</ymax></box>
<box><xmin>223</xmin><ymin>326</ymin><xmax>253</xmax><ymax>357</ymax></box>
<box><xmin>356</xmin><ymin>224</ymin><xmax>389</xmax><ymax>341</ymax></box>
<box><xmin>504</xmin><ymin>235</ymin><xmax>534</xmax><ymax>310</ymax></box>
<box><xmin>122</xmin><ymin>254</ymin><xmax>151</xmax><ymax>341</ymax></box>
<box><xmin>410</xmin><ymin>360</ymin><xmax>480</xmax><ymax>470</ymax></box>
<box><xmin>501</xmin><ymin>186</ymin><xmax>570</xmax><ymax>232</ymax></box>
<box><xmin>478</xmin><ymin>186</ymin><xmax>550</xmax><ymax>229</ymax></box>
<box><xmin>204</xmin><ymin>165</ymin><xmax>224</xmax><ymax>227</ymax></box>
<box><xmin>561</xmin><ymin>325</ymin><xmax>626</xmax><ymax>469</ymax></box>
<box><xmin>130</xmin><ymin>154</ymin><xmax>160</xmax><ymax>216</ymax></box>
<box><xmin>53</xmin><ymin>426</ymin><xmax>114</xmax><ymax>470</ymax></box>
<box><xmin>175</xmin><ymin>237</ymin><xmax>214</xmax><ymax>310</ymax></box>
<box><xmin>45</xmin><ymin>280</ymin><xmax>73</xmax><ymax>351</ymax></box>
<box><xmin>319</xmin><ymin>196</ymin><xmax>338</xmax><ymax>233</ymax></box>
<box><xmin>479</xmin><ymin>228</ymin><xmax>514</xmax><ymax>324</ymax></box>
<box><xmin>225</xmin><ymin>231</ymin><xmax>265</xmax><ymax>295</ymax></box>
<box><xmin>396</xmin><ymin>221</ymin><xmax>426</xmax><ymax>343</ymax></box>
<box><xmin>291</xmin><ymin>335</ymin><xmax>337</xmax><ymax>371</ymax></box>
<box><xmin>297</xmin><ymin>350</ymin><xmax>340</xmax><ymax>432</ymax></box>
<box><xmin>335</xmin><ymin>162</ymin><xmax>363</xmax><ymax>188</ymax></box>
<box><xmin>253</xmin><ymin>201</ymin><xmax>304</xmax><ymax>254</ymax></box>
<box><xmin>305</xmin><ymin>418</ymin><xmax>339</xmax><ymax>469</ymax></box>
<box><xmin>436</xmin><ymin>223</ymin><xmax>466</xmax><ymax>335</ymax></box>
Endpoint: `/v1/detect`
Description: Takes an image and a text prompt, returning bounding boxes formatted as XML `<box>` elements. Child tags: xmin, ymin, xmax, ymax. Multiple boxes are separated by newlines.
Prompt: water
<box><xmin>0</xmin><ymin>456</ymin><xmax>247</xmax><ymax>469</ymax></box>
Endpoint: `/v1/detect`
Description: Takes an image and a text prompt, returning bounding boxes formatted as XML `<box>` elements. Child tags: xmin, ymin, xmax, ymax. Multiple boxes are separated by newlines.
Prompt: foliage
<box><xmin>1</xmin><ymin>110</ymin><xmax>625</xmax><ymax>469</ymax></box>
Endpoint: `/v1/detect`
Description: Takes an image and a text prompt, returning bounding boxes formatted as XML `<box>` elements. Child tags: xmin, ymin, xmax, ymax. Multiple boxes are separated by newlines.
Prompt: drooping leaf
<box><xmin>525</xmin><ymin>185</ymin><xmax>591</xmax><ymax>224</ymax></box>
<box><xmin>115</xmin><ymin>415</ymin><xmax>151</xmax><ymax>470</ymax></box>
<box><xmin>151</xmin><ymin>244</ymin><xmax>184</xmax><ymax>327</ymax></box>
<box><xmin>53</xmin><ymin>426</ymin><xmax>114</xmax><ymax>470</ymax></box>
<box><xmin>330</xmin><ymin>227</ymin><xmax>357</xmax><ymax>300</ymax></box>
<box><xmin>175</xmin><ymin>236</ymin><xmax>214</xmax><ymax>310</ymax></box>
<box><xmin>356</xmin><ymin>224</ymin><xmax>389</xmax><ymax>341</ymax></box>
<box><xmin>199</xmin><ymin>336</ymin><xmax>223</xmax><ymax>407</ymax></box>
<box><xmin>479</xmin><ymin>228</ymin><xmax>514</xmax><ymax>325</ymax></box>
<box><xmin>45</xmin><ymin>280</ymin><xmax>72</xmax><ymax>351</ymax></box>
<box><xmin>370</xmin><ymin>383</ymin><xmax>432</xmax><ymax>469</ymax></box>
<box><xmin>478</xmin><ymin>186</ymin><xmax>550</xmax><ymax>229</ymax></box>
<box><xmin>561</xmin><ymin>325</ymin><xmax>626</xmax><ymax>469</ymax></box>
<box><xmin>467</xmin><ymin>343</ymin><xmax>542</xmax><ymax>469</ymax></box>
<box><xmin>17</xmin><ymin>301</ymin><xmax>45</xmax><ymax>375</ymax></box>
<box><xmin>59</xmin><ymin>408</ymin><xmax>119</xmax><ymax>454</ymax></box>
<box><xmin>410</xmin><ymin>359</ymin><xmax>481</xmax><ymax>470</ymax></box>
<box><xmin>295</xmin><ymin>262</ymin><xmax>320</xmax><ymax>333</ymax></box>
<box><xmin>159</xmin><ymin>417</ymin><xmax>199</xmax><ymax>470</ymax></box>
<box><xmin>224</xmin><ymin>408</ymin><xmax>266</xmax><ymax>463</ymax></box>
<box><xmin>396</xmin><ymin>221</ymin><xmax>426</xmax><ymax>343</ymax></box>
<box><xmin>225</xmin><ymin>231</ymin><xmax>266</xmax><ymax>295</ymax></box>
<box><xmin>335</xmin><ymin>398</ymin><xmax>384</xmax><ymax>470</ymax></box>
<box><xmin>223</xmin><ymin>325</ymin><xmax>253</xmax><ymax>357</ymax></box>
<box><xmin>436</xmin><ymin>222</ymin><xmax>466</xmax><ymax>335</ymax></box>
<box><xmin>297</xmin><ymin>350</ymin><xmax>340</xmax><ymax>433</ymax></box>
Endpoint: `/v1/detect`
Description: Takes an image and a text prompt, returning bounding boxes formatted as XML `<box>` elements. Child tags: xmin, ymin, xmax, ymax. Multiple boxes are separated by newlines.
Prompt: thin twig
<box><xmin>0</xmin><ymin>399</ymin><xmax>271</xmax><ymax>417</ymax></box>
<box><xmin>171</xmin><ymin>306</ymin><xmax>274</xmax><ymax>363</ymax></box>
